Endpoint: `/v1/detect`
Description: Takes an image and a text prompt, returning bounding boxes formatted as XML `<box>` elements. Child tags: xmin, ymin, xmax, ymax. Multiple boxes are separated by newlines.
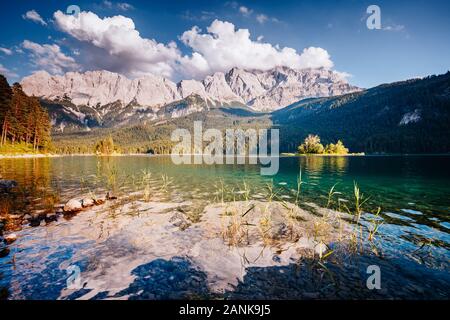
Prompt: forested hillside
<box><xmin>52</xmin><ymin>105</ymin><xmax>271</xmax><ymax>154</ymax></box>
<box><xmin>272</xmin><ymin>72</ymin><xmax>450</xmax><ymax>153</ymax></box>
<box><xmin>0</xmin><ymin>75</ymin><xmax>51</xmax><ymax>153</ymax></box>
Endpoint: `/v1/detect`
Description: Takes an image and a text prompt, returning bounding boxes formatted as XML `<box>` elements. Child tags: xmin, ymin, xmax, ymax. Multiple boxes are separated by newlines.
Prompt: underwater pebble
<box><xmin>81</xmin><ymin>198</ymin><xmax>95</xmax><ymax>208</ymax></box>
<box><xmin>4</xmin><ymin>233</ymin><xmax>17</xmax><ymax>244</ymax></box>
<box><xmin>401</xmin><ymin>209</ymin><xmax>422</xmax><ymax>215</ymax></box>
<box><xmin>63</xmin><ymin>199</ymin><xmax>83</xmax><ymax>213</ymax></box>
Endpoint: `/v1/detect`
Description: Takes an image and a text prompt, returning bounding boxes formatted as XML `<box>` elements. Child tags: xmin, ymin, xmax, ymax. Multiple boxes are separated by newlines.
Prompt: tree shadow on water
<box><xmin>224</xmin><ymin>254</ymin><xmax>450</xmax><ymax>300</ymax></box>
<box><xmin>100</xmin><ymin>256</ymin><xmax>212</xmax><ymax>300</ymax></box>
<box><xmin>89</xmin><ymin>253</ymin><xmax>450</xmax><ymax>300</ymax></box>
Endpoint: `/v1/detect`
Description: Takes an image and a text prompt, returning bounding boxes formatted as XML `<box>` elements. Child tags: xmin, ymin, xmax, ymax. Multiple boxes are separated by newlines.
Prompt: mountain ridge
<box><xmin>21</xmin><ymin>66</ymin><xmax>360</xmax><ymax>131</ymax></box>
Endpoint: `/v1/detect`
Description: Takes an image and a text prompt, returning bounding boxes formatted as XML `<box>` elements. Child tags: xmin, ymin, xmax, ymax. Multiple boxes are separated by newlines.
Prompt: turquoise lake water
<box><xmin>0</xmin><ymin>155</ymin><xmax>449</xmax><ymax>299</ymax></box>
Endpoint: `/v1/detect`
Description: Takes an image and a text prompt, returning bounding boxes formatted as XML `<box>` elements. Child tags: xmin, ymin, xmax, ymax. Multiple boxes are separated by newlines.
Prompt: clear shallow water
<box><xmin>0</xmin><ymin>155</ymin><xmax>449</xmax><ymax>299</ymax></box>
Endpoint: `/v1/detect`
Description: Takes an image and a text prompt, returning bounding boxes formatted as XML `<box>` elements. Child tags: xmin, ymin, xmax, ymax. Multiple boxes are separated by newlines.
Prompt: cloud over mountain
<box><xmin>47</xmin><ymin>10</ymin><xmax>335</xmax><ymax>80</ymax></box>
<box><xmin>180</xmin><ymin>20</ymin><xmax>334</xmax><ymax>78</ymax></box>
<box><xmin>53</xmin><ymin>10</ymin><xmax>179</xmax><ymax>78</ymax></box>
<box><xmin>22</xmin><ymin>40</ymin><xmax>79</xmax><ymax>74</ymax></box>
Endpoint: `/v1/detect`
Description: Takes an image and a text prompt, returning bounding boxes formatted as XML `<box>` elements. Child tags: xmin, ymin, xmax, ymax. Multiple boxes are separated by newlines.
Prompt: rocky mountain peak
<box><xmin>20</xmin><ymin>66</ymin><xmax>361</xmax><ymax>130</ymax></box>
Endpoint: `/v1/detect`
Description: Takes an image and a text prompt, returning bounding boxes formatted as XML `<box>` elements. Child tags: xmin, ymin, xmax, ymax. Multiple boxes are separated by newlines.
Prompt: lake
<box><xmin>0</xmin><ymin>155</ymin><xmax>449</xmax><ymax>299</ymax></box>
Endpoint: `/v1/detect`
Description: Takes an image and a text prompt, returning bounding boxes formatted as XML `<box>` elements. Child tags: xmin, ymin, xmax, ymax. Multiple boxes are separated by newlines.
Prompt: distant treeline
<box><xmin>52</xmin><ymin>108</ymin><xmax>272</xmax><ymax>155</ymax></box>
<box><xmin>0</xmin><ymin>75</ymin><xmax>51</xmax><ymax>153</ymax></box>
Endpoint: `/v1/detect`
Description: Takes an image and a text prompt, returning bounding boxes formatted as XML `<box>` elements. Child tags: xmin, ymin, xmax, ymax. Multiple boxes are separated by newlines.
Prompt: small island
<box><xmin>282</xmin><ymin>134</ymin><xmax>364</xmax><ymax>156</ymax></box>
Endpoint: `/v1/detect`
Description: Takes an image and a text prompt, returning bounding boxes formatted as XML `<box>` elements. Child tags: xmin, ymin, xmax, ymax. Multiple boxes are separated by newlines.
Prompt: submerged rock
<box><xmin>82</xmin><ymin>198</ymin><xmax>95</xmax><ymax>208</ymax></box>
<box><xmin>4</xmin><ymin>233</ymin><xmax>17</xmax><ymax>244</ymax></box>
<box><xmin>169</xmin><ymin>212</ymin><xmax>191</xmax><ymax>230</ymax></box>
<box><xmin>106</xmin><ymin>192</ymin><xmax>117</xmax><ymax>200</ymax></box>
<box><xmin>63</xmin><ymin>199</ymin><xmax>83</xmax><ymax>213</ymax></box>
<box><xmin>266</xmin><ymin>208</ymin><xmax>291</xmax><ymax>240</ymax></box>
<box><xmin>94</xmin><ymin>196</ymin><xmax>106</xmax><ymax>205</ymax></box>
<box><xmin>0</xmin><ymin>179</ymin><xmax>17</xmax><ymax>191</ymax></box>
<box><xmin>45</xmin><ymin>213</ymin><xmax>58</xmax><ymax>223</ymax></box>
<box><xmin>0</xmin><ymin>240</ymin><xmax>9</xmax><ymax>258</ymax></box>
<box><xmin>49</xmin><ymin>198</ymin><xmax>361</xmax><ymax>300</ymax></box>
<box><xmin>29</xmin><ymin>214</ymin><xmax>42</xmax><ymax>227</ymax></box>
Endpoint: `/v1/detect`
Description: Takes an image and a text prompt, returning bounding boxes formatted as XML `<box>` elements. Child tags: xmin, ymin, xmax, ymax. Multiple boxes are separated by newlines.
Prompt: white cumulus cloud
<box><xmin>53</xmin><ymin>10</ymin><xmax>180</xmax><ymax>78</ymax></box>
<box><xmin>22</xmin><ymin>10</ymin><xmax>47</xmax><ymax>26</ymax></box>
<box><xmin>239</xmin><ymin>6</ymin><xmax>253</xmax><ymax>16</ymax></box>
<box><xmin>22</xmin><ymin>40</ymin><xmax>79</xmax><ymax>74</ymax></box>
<box><xmin>180</xmin><ymin>20</ymin><xmax>334</xmax><ymax>78</ymax></box>
<box><xmin>256</xmin><ymin>14</ymin><xmax>268</xmax><ymax>24</ymax></box>
<box><xmin>46</xmin><ymin>11</ymin><xmax>335</xmax><ymax>80</ymax></box>
<box><xmin>0</xmin><ymin>47</ymin><xmax>13</xmax><ymax>55</ymax></box>
<box><xmin>0</xmin><ymin>64</ymin><xmax>19</xmax><ymax>79</ymax></box>
<box><xmin>103</xmin><ymin>1</ymin><xmax>134</xmax><ymax>11</ymax></box>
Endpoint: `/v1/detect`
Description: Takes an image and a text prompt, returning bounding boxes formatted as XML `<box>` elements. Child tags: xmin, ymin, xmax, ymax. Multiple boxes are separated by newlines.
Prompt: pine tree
<box><xmin>0</xmin><ymin>75</ymin><xmax>12</xmax><ymax>146</ymax></box>
<box><xmin>0</xmin><ymin>74</ymin><xmax>52</xmax><ymax>152</ymax></box>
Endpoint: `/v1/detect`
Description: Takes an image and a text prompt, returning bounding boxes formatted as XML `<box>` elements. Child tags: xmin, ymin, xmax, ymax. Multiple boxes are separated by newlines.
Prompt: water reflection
<box><xmin>0</xmin><ymin>155</ymin><xmax>449</xmax><ymax>246</ymax></box>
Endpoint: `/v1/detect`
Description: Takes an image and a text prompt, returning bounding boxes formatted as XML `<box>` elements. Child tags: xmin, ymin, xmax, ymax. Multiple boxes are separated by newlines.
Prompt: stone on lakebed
<box><xmin>63</xmin><ymin>199</ymin><xmax>83</xmax><ymax>213</ymax></box>
<box><xmin>81</xmin><ymin>198</ymin><xmax>95</xmax><ymax>208</ymax></box>
<box><xmin>106</xmin><ymin>191</ymin><xmax>117</xmax><ymax>200</ymax></box>
<box><xmin>4</xmin><ymin>233</ymin><xmax>17</xmax><ymax>244</ymax></box>
<box><xmin>0</xmin><ymin>179</ymin><xmax>17</xmax><ymax>190</ymax></box>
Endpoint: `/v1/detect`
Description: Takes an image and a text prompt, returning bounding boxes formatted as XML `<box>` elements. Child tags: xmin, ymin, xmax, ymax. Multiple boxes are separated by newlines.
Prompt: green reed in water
<box><xmin>160</xmin><ymin>174</ymin><xmax>173</xmax><ymax>193</ymax></box>
<box><xmin>240</xmin><ymin>180</ymin><xmax>251</xmax><ymax>202</ymax></box>
<box><xmin>294</xmin><ymin>169</ymin><xmax>303</xmax><ymax>206</ymax></box>
<box><xmin>326</xmin><ymin>183</ymin><xmax>339</xmax><ymax>208</ymax></box>
<box><xmin>265</xmin><ymin>180</ymin><xmax>278</xmax><ymax>202</ymax></box>
<box><xmin>353</xmin><ymin>181</ymin><xmax>370</xmax><ymax>224</ymax></box>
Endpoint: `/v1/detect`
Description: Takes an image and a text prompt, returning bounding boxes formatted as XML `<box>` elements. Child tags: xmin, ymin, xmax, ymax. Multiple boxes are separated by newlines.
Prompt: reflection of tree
<box><xmin>299</xmin><ymin>156</ymin><xmax>349</xmax><ymax>176</ymax></box>
<box><xmin>95</xmin><ymin>157</ymin><xmax>118</xmax><ymax>194</ymax></box>
<box><xmin>0</xmin><ymin>158</ymin><xmax>57</xmax><ymax>231</ymax></box>
<box><xmin>302</xmin><ymin>156</ymin><xmax>325</xmax><ymax>174</ymax></box>
<box><xmin>328</xmin><ymin>156</ymin><xmax>348</xmax><ymax>175</ymax></box>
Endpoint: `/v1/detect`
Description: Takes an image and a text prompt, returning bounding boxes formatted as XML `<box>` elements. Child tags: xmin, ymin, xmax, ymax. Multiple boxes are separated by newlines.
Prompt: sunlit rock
<box><xmin>63</xmin><ymin>199</ymin><xmax>83</xmax><ymax>213</ymax></box>
<box><xmin>4</xmin><ymin>233</ymin><xmax>17</xmax><ymax>244</ymax></box>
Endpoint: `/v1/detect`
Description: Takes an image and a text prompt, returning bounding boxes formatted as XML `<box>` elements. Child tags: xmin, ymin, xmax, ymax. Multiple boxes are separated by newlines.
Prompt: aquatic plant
<box><xmin>326</xmin><ymin>183</ymin><xmax>339</xmax><ymax>208</ymax></box>
<box><xmin>240</xmin><ymin>180</ymin><xmax>251</xmax><ymax>202</ymax></box>
<box><xmin>367</xmin><ymin>207</ymin><xmax>384</xmax><ymax>242</ymax></box>
<box><xmin>265</xmin><ymin>180</ymin><xmax>278</xmax><ymax>202</ymax></box>
<box><xmin>353</xmin><ymin>181</ymin><xmax>370</xmax><ymax>223</ymax></box>
<box><xmin>100</xmin><ymin>163</ymin><xmax>119</xmax><ymax>195</ymax></box>
<box><xmin>214</xmin><ymin>179</ymin><xmax>226</xmax><ymax>204</ymax></box>
<box><xmin>143</xmin><ymin>184</ymin><xmax>151</xmax><ymax>202</ymax></box>
<box><xmin>296</xmin><ymin>170</ymin><xmax>303</xmax><ymax>203</ymax></box>
<box><xmin>160</xmin><ymin>174</ymin><xmax>173</xmax><ymax>193</ymax></box>
<box><xmin>140</xmin><ymin>169</ymin><xmax>152</xmax><ymax>187</ymax></box>
<box><xmin>221</xmin><ymin>207</ymin><xmax>247</xmax><ymax>246</ymax></box>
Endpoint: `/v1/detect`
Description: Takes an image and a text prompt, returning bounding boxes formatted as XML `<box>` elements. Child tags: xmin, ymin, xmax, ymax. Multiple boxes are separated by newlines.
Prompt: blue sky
<box><xmin>0</xmin><ymin>0</ymin><xmax>449</xmax><ymax>88</ymax></box>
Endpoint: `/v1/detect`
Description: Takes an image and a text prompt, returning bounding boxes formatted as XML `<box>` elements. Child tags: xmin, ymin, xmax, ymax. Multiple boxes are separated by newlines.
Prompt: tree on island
<box><xmin>298</xmin><ymin>134</ymin><xmax>349</xmax><ymax>154</ymax></box>
<box><xmin>95</xmin><ymin>136</ymin><xmax>120</xmax><ymax>155</ymax></box>
<box><xmin>298</xmin><ymin>134</ymin><xmax>324</xmax><ymax>154</ymax></box>
<box><xmin>324</xmin><ymin>140</ymin><xmax>349</xmax><ymax>154</ymax></box>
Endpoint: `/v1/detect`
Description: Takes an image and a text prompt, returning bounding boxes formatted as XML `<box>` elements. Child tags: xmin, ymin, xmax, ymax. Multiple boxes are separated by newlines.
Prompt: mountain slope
<box><xmin>272</xmin><ymin>72</ymin><xmax>450</xmax><ymax>153</ymax></box>
<box><xmin>20</xmin><ymin>67</ymin><xmax>359</xmax><ymax>131</ymax></box>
